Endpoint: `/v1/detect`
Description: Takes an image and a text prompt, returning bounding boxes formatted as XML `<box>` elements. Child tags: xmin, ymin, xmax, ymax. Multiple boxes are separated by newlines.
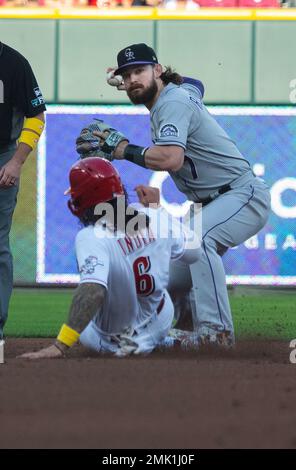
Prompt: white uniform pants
<box><xmin>80</xmin><ymin>292</ymin><xmax>174</xmax><ymax>355</ymax></box>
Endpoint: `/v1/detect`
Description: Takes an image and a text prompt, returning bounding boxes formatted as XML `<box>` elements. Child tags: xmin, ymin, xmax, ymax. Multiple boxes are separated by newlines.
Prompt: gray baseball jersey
<box><xmin>150</xmin><ymin>82</ymin><xmax>251</xmax><ymax>200</ymax></box>
<box><xmin>150</xmin><ymin>81</ymin><xmax>270</xmax><ymax>342</ymax></box>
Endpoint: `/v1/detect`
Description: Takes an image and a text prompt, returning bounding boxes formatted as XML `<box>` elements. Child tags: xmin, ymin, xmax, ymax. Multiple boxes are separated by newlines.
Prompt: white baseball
<box><xmin>107</xmin><ymin>71</ymin><xmax>123</xmax><ymax>87</ymax></box>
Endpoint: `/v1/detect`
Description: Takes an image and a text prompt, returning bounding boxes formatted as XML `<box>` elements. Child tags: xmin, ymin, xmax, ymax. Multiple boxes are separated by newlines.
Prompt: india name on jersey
<box><xmin>150</xmin><ymin>82</ymin><xmax>252</xmax><ymax>201</ymax></box>
<box><xmin>75</xmin><ymin>207</ymin><xmax>186</xmax><ymax>336</ymax></box>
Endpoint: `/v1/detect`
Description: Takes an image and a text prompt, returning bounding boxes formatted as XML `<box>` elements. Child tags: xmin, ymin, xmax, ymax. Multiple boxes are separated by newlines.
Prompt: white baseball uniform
<box><xmin>78</xmin><ymin>206</ymin><xmax>200</xmax><ymax>355</ymax></box>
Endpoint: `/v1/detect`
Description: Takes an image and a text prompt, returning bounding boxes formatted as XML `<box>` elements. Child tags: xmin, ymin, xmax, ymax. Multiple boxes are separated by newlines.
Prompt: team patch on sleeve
<box><xmin>31</xmin><ymin>97</ymin><xmax>45</xmax><ymax>107</ymax></box>
<box><xmin>80</xmin><ymin>256</ymin><xmax>104</xmax><ymax>275</ymax></box>
<box><xmin>34</xmin><ymin>87</ymin><xmax>43</xmax><ymax>98</ymax></box>
<box><xmin>31</xmin><ymin>87</ymin><xmax>45</xmax><ymax>107</ymax></box>
<box><xmin>159</xmin><ymin>123</ymin><xmax>179</xmax><ymax>138</ymax></box>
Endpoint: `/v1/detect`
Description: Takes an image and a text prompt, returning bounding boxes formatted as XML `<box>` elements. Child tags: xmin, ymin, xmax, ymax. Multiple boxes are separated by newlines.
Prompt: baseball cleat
<box><xmin>165</xmin><ymin>328</ymin><xmax>199</xmax><ymax>350</ymax></box>
<box><xmin>197</xmin><ymin>327</ymin><xmax>235</xmax><ymax>348</ymax></box>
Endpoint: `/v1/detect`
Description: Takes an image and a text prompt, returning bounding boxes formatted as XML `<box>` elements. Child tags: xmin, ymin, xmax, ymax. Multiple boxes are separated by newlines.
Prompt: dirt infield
<box><xmin>0</xmin><ymin>338</ymin><xmax>295</xmax><ymax>449</ymax></box>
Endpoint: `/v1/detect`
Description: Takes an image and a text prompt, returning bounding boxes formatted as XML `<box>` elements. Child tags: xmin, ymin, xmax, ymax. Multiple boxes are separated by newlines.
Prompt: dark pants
<box><xmin>0</xmin><ymin>146</ymin><xmax>18</xmax><ymax>339</ymax></box>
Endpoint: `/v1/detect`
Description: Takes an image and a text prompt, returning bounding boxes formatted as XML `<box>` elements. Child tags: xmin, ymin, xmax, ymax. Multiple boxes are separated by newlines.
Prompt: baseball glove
<box><xmin>76</xmin><ymin>119</ymin><xmax>128</xmax><ymax>161</ymax></box>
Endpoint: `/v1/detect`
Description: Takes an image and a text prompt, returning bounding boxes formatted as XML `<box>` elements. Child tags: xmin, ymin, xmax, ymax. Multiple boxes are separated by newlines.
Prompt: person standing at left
<box><xmin>0</xmin><ymin>42</ymin><xmax>46</xmax><ymax>339</ymax></box>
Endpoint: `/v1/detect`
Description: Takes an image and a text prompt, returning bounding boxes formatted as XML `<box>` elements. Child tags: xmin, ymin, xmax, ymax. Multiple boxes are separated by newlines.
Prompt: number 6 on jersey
<box><xmin>133</xmin><ymin>256</ymin><xmax>155</xmax><ymax>296</ymax></box>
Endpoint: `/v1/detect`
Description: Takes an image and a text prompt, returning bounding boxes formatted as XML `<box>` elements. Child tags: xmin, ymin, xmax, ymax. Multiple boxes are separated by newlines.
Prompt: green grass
<box><xmin>230</xmin><ymin>294</ymin><xmax>296</xmax><ymax>340</ymax></box>
<box><xmin>5</xmin><ymin>289</ymin><xmax>72</xmax><ymax>338</ymax></box>
<box><xmin>4</xmin><ymin>288</ymin><xmax>296</xmax><ymax>340</ymax></box>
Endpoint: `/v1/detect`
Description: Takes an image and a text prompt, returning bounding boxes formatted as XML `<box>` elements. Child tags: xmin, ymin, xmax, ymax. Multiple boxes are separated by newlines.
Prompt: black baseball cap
<box><xmin>114</xmin><ymin>43</ymin><xmax>158</xmax><ymax>75</ymax></box>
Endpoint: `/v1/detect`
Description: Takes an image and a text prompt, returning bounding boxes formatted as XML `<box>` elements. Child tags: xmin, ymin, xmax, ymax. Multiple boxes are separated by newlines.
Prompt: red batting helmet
<box><xmin>66</xmin><ymin>157</ymin><xmax>125</xmax><ymax>217</ymax></box>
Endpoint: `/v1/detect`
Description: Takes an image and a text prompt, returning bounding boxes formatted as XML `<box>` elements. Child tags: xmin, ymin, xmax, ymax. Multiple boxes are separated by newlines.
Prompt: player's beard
<box><xmin>127</xmin><ymin>78</ymin><xmax>158</xmax><ymax>105</ymax></box>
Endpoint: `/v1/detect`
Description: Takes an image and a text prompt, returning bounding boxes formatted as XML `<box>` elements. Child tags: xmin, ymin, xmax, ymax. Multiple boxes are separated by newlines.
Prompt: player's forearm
<box><xmin>115</xmin><ymin>141</ymin><xmax>184</xmax><ymax>171</ymax></box>
<box><xmin>55</xmin><ymin>283</ymin><xmax>105</xmax><ymax>353</ymax></box>
<box><xmin>144</xmin><ymin>146</ymin><xmax>184</xmax><ymax>171</ymax></box>
<box><xmin>13</xmin><ymin>112</ymin><xmax>45</xmax><ymax>165</ymax></box>
<box><xmin>11</xmin><ymin>143</ymin><xmax>34</xmax><ymax>166</ymax></box>
<box><xmin>67</xmin><ymin>283</ymin><xmax>105</xmax><ymax>333</ymax></box>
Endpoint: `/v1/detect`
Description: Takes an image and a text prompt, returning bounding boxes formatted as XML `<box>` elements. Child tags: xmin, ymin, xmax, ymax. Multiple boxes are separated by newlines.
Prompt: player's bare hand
<box><xmin>76</xmin><ymin>119</ymin><xmax>128</xmax><ymax>161</ymax></box>
<box><xmin>18</xmin><ymin>344</ymin><xmax>64</xmax><ymax>360</ymax></box>
<box><xmin>92</xmin><ymin>130</ymin><xmax>128</xmax><ymax>160</ymax></box>
<box><xmin>106</xmin><ymin>67</ymin><xmax>125</xmax><ymax>90</ymax></box>
<box><xmin>135</xmin><ymin>185</ymin><xmax>160</xmax><ymax>207</ymax></box>
<box><xmin>92</xmin><ymin>129</ymin><xmax>110</xmax><ymax>144</ymax></box>
<box><xmin>0</xmin><ymin>158</ymin><xmax>21</xmax><ymax>187</ymax></box>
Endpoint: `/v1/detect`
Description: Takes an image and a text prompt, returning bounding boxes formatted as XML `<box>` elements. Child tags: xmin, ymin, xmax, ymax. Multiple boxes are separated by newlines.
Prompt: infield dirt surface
<box><xmin>1</xmin><ymin>338</ymin><xmax>295</xmax><ymax>449</ymax></box>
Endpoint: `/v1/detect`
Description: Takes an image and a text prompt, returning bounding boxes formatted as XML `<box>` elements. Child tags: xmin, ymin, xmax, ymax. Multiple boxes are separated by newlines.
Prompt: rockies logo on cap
<box><xmin>115</xmin><ymin>43</ymin><xmax>159</xmax><ymax>75</ymax></box>
<box><xmin>125</xmin><ymin>48</ymin><xmax>135</xmax><ymax>61</ymax></box>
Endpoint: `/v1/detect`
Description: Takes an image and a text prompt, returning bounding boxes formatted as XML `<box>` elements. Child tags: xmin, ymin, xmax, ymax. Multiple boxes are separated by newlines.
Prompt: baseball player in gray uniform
<box><xmin>75</xmin><ymin>43</ymin><xmax>271</xmax><ymax>347</ymax></box>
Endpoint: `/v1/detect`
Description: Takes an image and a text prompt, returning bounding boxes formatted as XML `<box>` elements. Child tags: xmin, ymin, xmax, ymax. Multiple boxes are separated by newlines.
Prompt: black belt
<box><xmin>195</xmin><ymin>184</ymin><xmax>231</xmax><ymax>206</ymax></box>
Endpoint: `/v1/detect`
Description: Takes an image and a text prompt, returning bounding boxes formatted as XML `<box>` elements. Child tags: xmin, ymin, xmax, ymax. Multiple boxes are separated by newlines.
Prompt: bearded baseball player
<box><xmin>20</xmin><ymin>158</ymin><xmax>201</xmax><ymax>359</ymax></box>
<box><xmin>75</xmin><ymin>43</ymin><xmax>271</xmax><ymax>348</ymax></box>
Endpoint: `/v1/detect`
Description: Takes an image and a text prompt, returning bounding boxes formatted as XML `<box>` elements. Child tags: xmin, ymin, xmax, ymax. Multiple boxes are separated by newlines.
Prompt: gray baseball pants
<box><xmin>168</xmin><ymin>172</ymin><xmax>271</xmax><ymax>339</ymax></box>
<box><xmin>0</xmin><ymin>145</ymin><xmax>19</xmax><ymax>339</ymax></box>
